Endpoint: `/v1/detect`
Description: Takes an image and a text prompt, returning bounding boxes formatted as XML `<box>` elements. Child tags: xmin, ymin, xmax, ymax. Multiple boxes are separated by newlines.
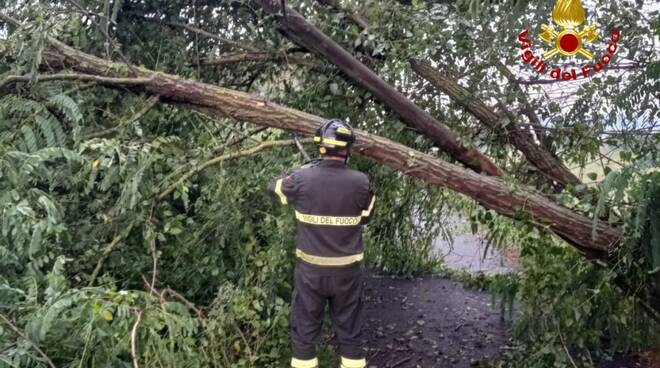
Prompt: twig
<box><xmin>612</xmin><ymin>277</ymin><xmax>660</xmax><ymax>326</ymax></box>
<box><xmin>147</xmin><ymin>207</ymin><xmax>158</xmax><ymax>297</ymax></box>
<box><xmin>636</xmin><ymin>296</ymin><xmax>660</xmax><ymax>326</ymax></box>
<box><xmin>83</xmin><ymin>95</ymin><xmax>160</xmax><ymax>139</ymax></box>
<box><xmin>154</xmin><ymin>122</ymin><xmax>263</xmax><ymax>189</ymax></box>
<box><xmin>152</xmin><ymin>126</ymin><xmax>268</xmax><ymax>186</ymax></box>
<box><xmin>192</xmin><ymin>0</ymin><xmax>201</xmax><ymax>79</ymax></box>
<box><xmin>230</xmin><ymin>318</ymin><xmax>253</xmax><ymax>357</ymax></box>
<box><xmin>0</xmin><ymin>73</ymin><xmax>154</xmax><ymax>90</ymax></box>
<box><xmin>141</xmin><ymin>277</ymin><xmax>204</xmax><ymax>318</ymax></box>
<box><xmin>492</xmin><ymin>59</ymin><xmax>546</xmax><ymax>143</ymax></box>
<box><xmin>141</xmin><ymin>275</ymin><xmax>158</xmax><ymax>295</ymax></box>
<box><xmin>88</xmin><ymin>222</ymin><xmax>135</xmax><ymax>287</ymax></box>
<box><xmin>0</xmin><ymin>313</ymin><xmax>57</xmax><ymax>368</ymax></box>
<box><xmin>88</xmin><ymin>235</ymin><xmax>123</xmax><ymax>287</ymax></box>
<box><xmin>555</xmin><ymin>320</ymin><xmax>579</xmax><ymax>368</ymax></box>
<box><xmin>391</xmin><ymin>355</ymin><xmax>412</xmax><ymax>368</ymax></box>
<box><xmin>0</xmin><ymin>12</ymin><xmax>21</xmax><ymax>27</ymax></box>
<box><xmin>62</xmin><ymin>82</ymin><xmax>96</xmax><ymax>95</ymax></box>
<box><xmin>368</xmin><ymin>347</ymin><xmax>382</xmax><ymax>361</ymax></box>
<box><xmin>197</xmin><ymin>51</ymin><xmax>318</xmax><ymax>68</ymax></box>
<box><xmin>138</xmin><ymin>16</ymin><xmax>261</xmax><ymax>53</ymax></box>
<box><xmin>131</xmin><ymin>309</ymin><xmax>143</xmax><ymax>368</ymax></box>
<box><xmin>193</xmin><ymin>110</ymin><xmax>262</xmax><ymax>145</ymax></box>
<box><xmin>293</xmin><ymin>134</ymin><xmax>311</xmax><ymax>161</ymax></box>
<box><xmin>219</xmin><ymin>126</ymin><xmax>268</xmax><ymax>152</ymax></box>
<box><xmin>63</xmin><ymin>0</ymin><xmax>138</xmax><ymax>74</ymax></box>
<box><xmin>157</xmin><ymin>138</ymin><xmax>308</xmax><ymax>200</ymax></box>
<box><xmin>161</xmin><ymin>287</ymin><xmax>204</xmax><ymax>318</ymax></box>
<box><xmin>149</xmin><ymin>242</ymin><xmax>157</xmax><ymax>298</ymax></box>
<box><xmin>316</xmin><ymin>0</ymin><xmax>369</xmax><ymax>30</ymax></box>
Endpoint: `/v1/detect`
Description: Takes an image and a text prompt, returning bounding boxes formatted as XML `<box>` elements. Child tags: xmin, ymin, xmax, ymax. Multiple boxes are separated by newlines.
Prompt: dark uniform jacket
<box><xmin>268</xmin><ymin>159</ymin><xmax>375</xmax><ymax>270</ymax></box>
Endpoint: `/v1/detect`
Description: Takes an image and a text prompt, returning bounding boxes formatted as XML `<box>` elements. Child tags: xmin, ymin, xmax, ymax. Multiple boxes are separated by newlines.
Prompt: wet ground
<box><xmin>433</xmin><ymin>233</ymin><xmax>518</xmax><ymax>274</ymax></box>
<box><xmin>359</xmin><ymin>274</ymin><xmax>648</xmax><ymax>368</ymax></box>
<box><xmin>362</xmin><ymin>275</ymin><xmax>510</xmax><ymax>367</ymax></box>
<box><xmin>350</xmin><ymin>216</ymin><xmax>649</xmax><ymax>367</ymax></box>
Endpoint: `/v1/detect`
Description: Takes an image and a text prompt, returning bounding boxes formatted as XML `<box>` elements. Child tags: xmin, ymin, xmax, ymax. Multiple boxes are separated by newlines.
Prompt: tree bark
<box><xmin>15</xmin><ymin>38</ymin><xmax>622</xmax><ymax>253</ymax></box>
<box><xmin>252</xmin><ymin>0</ymin><xmax>500</xmax><ymax>177</ymax></box>
<box><xmin>410</xmin><ymin>59</ymin><xmax>582</xmax><ymax>188</ymax></box>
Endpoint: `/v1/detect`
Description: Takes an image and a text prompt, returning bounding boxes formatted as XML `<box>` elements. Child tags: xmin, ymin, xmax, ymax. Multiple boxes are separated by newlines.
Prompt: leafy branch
<box><xmin>157</xmin><ymin>138</ymin><xmax>309</xmax><ymax>200</ymax></box>
<box><xmin>0</xmin><ymin>313</ymin><xmax>57</xmax><ymax>368</ymax></box>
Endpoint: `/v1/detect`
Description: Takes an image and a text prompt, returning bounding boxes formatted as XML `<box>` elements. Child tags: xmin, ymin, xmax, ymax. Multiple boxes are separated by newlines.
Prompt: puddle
<box><xmin>432</xmin><ymin>215</ymin><xmax>518</xmax><ymax>274</ymax></box>
<box><xmin>433</xmin><ymin>233</ymin><xmax>517</xmax><ymax>274</ymax></box>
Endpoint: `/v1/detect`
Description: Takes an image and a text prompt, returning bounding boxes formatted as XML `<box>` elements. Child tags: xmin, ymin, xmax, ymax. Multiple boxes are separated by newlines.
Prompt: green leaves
<box><xmin>0</xmin><ymin>1</ymin><xmax>657</xmax><ymax>366</ymax></box>
<box><xmin>48</xmin><ymin>93</ymin><xmax>83</xmax><ymax>125</ymax></box>
<box><xmin>100</xmin><ymin>310</ymin><xmax>113</xmax><ymax>321</ymax></box>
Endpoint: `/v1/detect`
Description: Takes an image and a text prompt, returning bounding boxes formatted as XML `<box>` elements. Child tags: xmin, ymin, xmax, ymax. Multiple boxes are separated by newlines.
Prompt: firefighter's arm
<box><xmin>360</xmin><ymin>177</ymin><xmax>376</xmax><ymax>225</ymax></box>
<box><xmin>268</xmin><ymin>171</ymin><xmax>301</xmax><ymax>206</ymax></box>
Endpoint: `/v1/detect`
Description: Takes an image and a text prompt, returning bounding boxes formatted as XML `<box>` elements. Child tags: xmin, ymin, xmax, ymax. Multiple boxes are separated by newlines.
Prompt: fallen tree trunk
<box><xmin>6</xmin><ymin>36</ymin><xmax>621</xmax><ymax>254</ymax></box>
<box><xmin>410</xmin><ymin>59</ymin><xmax>581</xmax><ymax>188</ymax></box>
<box><xmin>252</xmin><ymin>0</ymin><xmax>500</xmax><ymax>177</ymax></box>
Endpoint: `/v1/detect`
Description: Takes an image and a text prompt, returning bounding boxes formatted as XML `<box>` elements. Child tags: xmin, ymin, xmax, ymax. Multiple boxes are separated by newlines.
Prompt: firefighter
<box><xmin>268</xmin><ymin>119</ymin><xmax>375</xmax><ymax>368</ymax></box>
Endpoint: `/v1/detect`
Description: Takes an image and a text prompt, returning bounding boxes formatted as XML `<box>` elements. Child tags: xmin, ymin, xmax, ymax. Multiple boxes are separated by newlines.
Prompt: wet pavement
<box><xmin>433</xmin><ymin>233</ymin><xmax>517</xmax><ymax>274</ymax></box>
<box><xmin>362</xmin><ymin>275</ymin><xmax>512</xmax><ymax>367</ymax></box>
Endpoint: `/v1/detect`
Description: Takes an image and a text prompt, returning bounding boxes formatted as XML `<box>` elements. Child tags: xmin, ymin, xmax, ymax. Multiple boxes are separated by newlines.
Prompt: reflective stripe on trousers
<box><xmin>340</xmin><ymin>357</ymin><xmax>367</xmax><ymax>368</ymax></box>
<box><xmin>291</xmin><ymin>357</ymin><xmax>319</xmax><ymax>368</ymax></box>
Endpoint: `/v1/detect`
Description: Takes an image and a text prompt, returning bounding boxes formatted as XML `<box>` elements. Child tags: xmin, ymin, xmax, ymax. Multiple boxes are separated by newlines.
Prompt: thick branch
<box><xmin>0</xmin><ymin>73</ymin><xmax>154</xmax><ymax>90</ymax></box>
<box><xmin>410</xmin><ymin>59</ymin><xmax>581</xmax><ymax>188</ymax></box>
<box><xmin>16</xmin><ymin>38</ymin><xmax>623</xmax><ymax>253</ymax></box>
<box><xmin>253</xmin><ymin>0</ymin><xmax>500</xmax><ymax>176</ymax></box>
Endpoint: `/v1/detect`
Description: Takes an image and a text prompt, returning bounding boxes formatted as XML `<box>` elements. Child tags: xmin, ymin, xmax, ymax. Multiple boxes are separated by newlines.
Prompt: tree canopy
<box><xmin>0</xmin><ymin>0</ymin><xmax>658</xmax><ymax>366</ymax></box>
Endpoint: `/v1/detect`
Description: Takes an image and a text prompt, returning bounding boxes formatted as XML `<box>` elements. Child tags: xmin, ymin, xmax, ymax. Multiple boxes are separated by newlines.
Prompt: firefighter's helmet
<box><xmin>314</xmin><ymin>119</ymin><xmax>355</xmax><ymax>156</ymax></box>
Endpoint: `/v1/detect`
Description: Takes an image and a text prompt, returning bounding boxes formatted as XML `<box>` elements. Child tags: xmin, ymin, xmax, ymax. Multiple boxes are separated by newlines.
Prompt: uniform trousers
<box><xmin>290</xmin><ymin>260</ymin><xmax>365</xmax><ymax>363</ymax></box>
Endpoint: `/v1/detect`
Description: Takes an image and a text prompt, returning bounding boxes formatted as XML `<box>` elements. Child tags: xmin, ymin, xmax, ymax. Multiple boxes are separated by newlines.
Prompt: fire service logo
<box><xmin>517</xmin><ymin>0</ymin><xmax>621</xmax><ymax>81</ymax></box>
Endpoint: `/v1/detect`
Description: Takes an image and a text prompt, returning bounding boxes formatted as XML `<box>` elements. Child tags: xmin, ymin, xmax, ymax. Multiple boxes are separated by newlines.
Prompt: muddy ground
<box><xmin>357</xmin><ymin>274</ymin><xmax>646</xmax><ymax>368</ymax></box>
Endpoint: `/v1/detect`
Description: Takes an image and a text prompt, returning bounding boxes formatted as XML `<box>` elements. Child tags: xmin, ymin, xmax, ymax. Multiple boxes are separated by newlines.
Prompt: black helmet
<box><xmin>314</xmin><ymin>119</ymin><xmax>355</xmax><ymax>156</ymax></box>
